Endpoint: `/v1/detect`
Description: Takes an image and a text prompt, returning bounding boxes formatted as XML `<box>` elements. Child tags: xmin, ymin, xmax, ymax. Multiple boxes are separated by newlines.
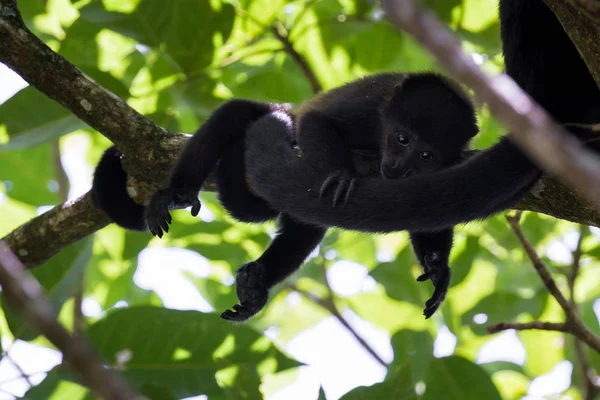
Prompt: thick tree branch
<box><xmin>382</xmin><ymin>0</ymin><xmax>600</xmax><ymax>212</ymax></box>
<box><xmin>564</xmin><ymin>0</ymin><xmax>600</xmax><ymax>23</ymax></box>
<box><xmin>0</xmin><ymin>241</ymin><xmax>141</xmax><ymax>399</ymax></box>
<box><xmin>546</xmin><ymin>0</ymin><xmax>600</xmax><ymax>86</ymax></box>
<box><xmin>3</xmin><ymin>194</ymin><xmax>109</xmax><ymax>267</ymax></box>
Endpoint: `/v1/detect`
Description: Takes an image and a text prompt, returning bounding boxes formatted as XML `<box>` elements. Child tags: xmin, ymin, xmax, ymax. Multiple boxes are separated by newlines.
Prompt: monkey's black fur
<box><xmin>241</xmin><ymin>0</ymin><xmax>599</xmax><ymax>235</ymax></box>
<box><xmin>141</xmin><ymin>72</ymin><xmax>478</xmax><ymax>321</ymax></box>
<box><xmin>500</xmin><ymin>0</ymin><xmax>600</xmax><ymax>125</ymax></box>
<box><xmin>91</xmin><ymin>146</ymin><xmax>147</xmax><ymax>231</ymax></box>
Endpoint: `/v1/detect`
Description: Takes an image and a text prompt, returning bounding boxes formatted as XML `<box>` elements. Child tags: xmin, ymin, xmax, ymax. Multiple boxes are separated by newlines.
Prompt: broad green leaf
<box><xmin>423</xmin><ymin>356</ymin><xmax>502</xmax><ymax>400</ymax></box>
<box><xmin>449</xmin><ymin>234</ymin><xmax>480</xmax><ymax>288</ymax></box>
<box><xmin>340</xmin><ymin>364</ymin><xmax>416</xmax><ymax>400</ymax></box>
<box><xmin>0</xmin><ymin>144</ymin><xmax>60</xmax><ymax>205</ymax></box>
<box><xmin>0</xmin><ymin>88</ymin><xmax>86</xmax><ymax>151</ymax></box>
<box><xmin>388</xmin><ymin>330</ymin><xmax>434</xmax><ymax>386</ymax></box>
<box><xmin>79</xmin><ymin>0</ymin><xmax>235</xmax><ymax>75</ymax></box>
<box><xmin>85</xmin><ymin>307</ymin><xmax>300</xmax><ymax>398</ymax></box>
<box><xmin>370</xmin><ymin>246</ymin><xmax>423</xmax><ymax>307</ymax></box>
<box><xmin>462</xmin><ymin>290</ymin><xmax>547</xmax><ymax>335</ymax></box>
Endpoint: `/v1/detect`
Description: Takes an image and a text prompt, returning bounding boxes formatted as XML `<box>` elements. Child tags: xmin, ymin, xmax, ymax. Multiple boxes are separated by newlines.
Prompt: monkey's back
<box><xmin>297</xmin><ymin>72</ymin><xmax>407</xmax><ymax>149</ymax></box>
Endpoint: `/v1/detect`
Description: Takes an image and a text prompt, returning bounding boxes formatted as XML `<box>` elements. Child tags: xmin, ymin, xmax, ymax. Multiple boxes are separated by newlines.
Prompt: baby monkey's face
<box><xmin>380</xmin><ymin>129</ymin><xmax>444</xmax><ymax>180</ymax></box>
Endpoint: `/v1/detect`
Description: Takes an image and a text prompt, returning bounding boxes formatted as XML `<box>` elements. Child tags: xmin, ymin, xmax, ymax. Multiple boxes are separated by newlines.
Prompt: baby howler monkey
<box><xmin>142</xmin><ymin>72</ymin><xmax>477</xmax><ymax>321</ymax></box>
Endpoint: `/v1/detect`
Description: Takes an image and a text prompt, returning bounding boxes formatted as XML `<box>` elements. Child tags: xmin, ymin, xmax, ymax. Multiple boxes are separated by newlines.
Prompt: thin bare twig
<box><xmin>272</xmin><ymin>23</ymin><xmax>322</xmax><ymax>94</ymax></box>
<box><xmin>506</xmin><ymin>214</ymin><xmax>574</xmax><ymax>314</ymax></box>
<box><xmin>487</xmin><ymin>321</ymin><xmax>571</xmax><ymax>334</ymax></box>
<box><xmin>285</xmin><ymin>257</ymin><xmax>386</xmax><ymax>366</ymax></box>
<box><xmin>0</xmin><ymin>241</ymin><xmax>142</xmax><ymax>400</ymax></box>
<box><xmin>381</xmin><ymin>0</ymin><xmax>600</xmax><ymax>211</ymax></box>
<box><xmin>290</xmin><ymin>284</ymin><xmax>387</xmax><ymax>367</ymax></box>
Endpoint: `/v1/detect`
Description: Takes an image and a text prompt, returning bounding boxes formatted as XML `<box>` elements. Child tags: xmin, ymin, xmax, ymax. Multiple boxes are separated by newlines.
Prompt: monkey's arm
<box><xmin>91</xmin><ymin>146</ymin><xmax>147</xmax><ymax>231</ymax></box>
<box><xmin>410</xmin><ymin>229</ymin><xmax>454</xmax><ymax>318</ymax></box>
<box><xmin>221</xmin><ymin>214</ymin><xmax>326</xmax><ymax>321</ymax></box>
<box><xmin>145</xmin><ymin>99</ymin><xmax>275</xmax><ymax>237</ymax></box>
<box><xmin>244</xmin><ymin>114</ymin><xmax>540</xmax><ymax>233</ymax></box>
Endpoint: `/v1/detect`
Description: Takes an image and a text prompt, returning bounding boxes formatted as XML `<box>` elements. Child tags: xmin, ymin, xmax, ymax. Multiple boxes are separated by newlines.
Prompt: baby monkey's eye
<box><xmin>395</xmin><ymin>133</ymin><xmax>409</xmax><ymax>146</ymax></box>
<box><xmin>420</xmin><ymin>151</ymin><xmax>434</xmax><ymax>160</ymax></box>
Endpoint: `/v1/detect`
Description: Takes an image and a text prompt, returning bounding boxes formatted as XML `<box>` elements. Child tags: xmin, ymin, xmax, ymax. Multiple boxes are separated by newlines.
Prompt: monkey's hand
<box><xmin>319</xmin><ymin>169</ymin><xmax>357</xmax><ymax>208</ymax></box>
<box><xmin>221</xmin><ymin>261</ymin><xmax>269</xmax><ymax>322</ymax></box>
<box><xmin>416</xmin><ymin>252</ymin><xmax>451</xmax><ymax>318</ymax></box>
<box><xmin>145</xmin><ymin>187</ymin><xmax>201</xmax><ymax>238</ymax></box>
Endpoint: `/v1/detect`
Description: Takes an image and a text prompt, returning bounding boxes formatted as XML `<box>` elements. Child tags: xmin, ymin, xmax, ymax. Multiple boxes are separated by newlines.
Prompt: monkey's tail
<box><xmin>91</xmin><ymin>146</ymin><xmax>147</xmax><ymax>231</ymax></box>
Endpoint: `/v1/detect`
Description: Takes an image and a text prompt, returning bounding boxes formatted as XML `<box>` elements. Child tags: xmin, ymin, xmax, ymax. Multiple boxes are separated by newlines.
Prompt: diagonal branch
<box><xmin>546</xmin><ymin>0</ymin><xmax>600</xmax><ymax>86</ymax></box>
<box><xmin>0</xmin><ymin>241</ymin><xmax>141</xmax><ymax>399</ymax></box>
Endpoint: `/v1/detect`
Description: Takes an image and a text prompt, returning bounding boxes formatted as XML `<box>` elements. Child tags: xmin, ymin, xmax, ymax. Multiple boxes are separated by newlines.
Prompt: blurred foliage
<box><xmin>0</xmin><ymin>0</ymin><xmax>599</xmax><ymax>399</ymax></box>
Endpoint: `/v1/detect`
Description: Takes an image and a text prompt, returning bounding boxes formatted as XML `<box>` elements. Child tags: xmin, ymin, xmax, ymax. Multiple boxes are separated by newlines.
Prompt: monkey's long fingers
<box><xmin>416</xmin><ymin>272</ymin><xmax>431</xmax><ymax>282</ymax></box>
<box><xmin>220</xmin><ymin>304</ymin><xmax>255</xmax><ymax>322</ymax></box>
<box><xmin>332</xmin><ymin>180</ymin><xmax>350</xmax><ymax>208</ymax></box>
<box><xmin>342</xmin><ymin>178</ymin><xmax>356</xmax><ymax>206</ymax></box>
<box><xmin>423</xmin><ymin>269</ymin><xmax>450</xmax><ymax>318</ymax></box>
<box><xmin>157</xmin><ymin>211</ymin><xmax>171</xmax><ymax>235</ymax></box>
<box><xmin>319</xmin><ymin>174</ymin><xmax>339</xmax><ymax>199</ymax></box>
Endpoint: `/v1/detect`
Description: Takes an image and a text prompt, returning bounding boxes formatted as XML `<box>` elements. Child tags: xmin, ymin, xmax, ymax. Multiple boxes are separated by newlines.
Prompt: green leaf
<box><xmin>423</xmin><ymin>356</ymin><xmax>501</xmax><ymax>400</ymax></box>
<box><xmin>85</xmin><ymin>307</ymin><xmax>300</xmax><ymax>398</ymax></box>
<box><xmin>340</xmin><ymin>363</ymin><xmax>416</xmax><ymax>400</ymax></box>
<box><xmin>388</xmin><ymin>330</ymin><xmax>434</xmax><ymax>386</ymax></box>
<box><xmin>0</xmin><ymin>145</ymin><xmax>59</xmax><ymax>205</ymax></box>
<box><xmin>0</xmin><ymin>88</ymin><xmax>86</xmax><ymax>151</ymax></box>
<box><xmin>80</xmin><ymin>0</ymin><xmax>235</xmax><ymax>75</ymax></box>
<box><xmin>462</xmin><ymin>290</ymin><xmax>547</xmax><ymax>335</ymax></box>
<box><xmin>449</xmin><ymin>234</ymin><xmax>480</xmax><ymax>287</ymax></box>
<box><xmin>370</xmin><ymin>246</ymin><xmax>423</xmax><ymax>307</ymax></box>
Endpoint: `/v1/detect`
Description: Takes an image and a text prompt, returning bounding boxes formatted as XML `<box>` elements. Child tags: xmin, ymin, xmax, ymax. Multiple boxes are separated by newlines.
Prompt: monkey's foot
<box><xmin>145</xmin><ymin>187</ymin><xmax>201</xmax><ymax>238</ymax></box>
<box><xmin>416</xmin><ymin>254</ymin><xmax>451</xmax><ymax>318</ymax></box>
<box><xmin>319</xmin><ymin>169</ymin><xmax>356</xmax><ymax>208</ymax></box>
<box><xmin>221</xmin><ymin>261</ymin><xmax>269</xmax><ymax>322</ymax></box>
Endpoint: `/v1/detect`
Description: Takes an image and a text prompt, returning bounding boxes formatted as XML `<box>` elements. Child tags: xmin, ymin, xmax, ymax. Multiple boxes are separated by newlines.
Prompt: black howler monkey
<box><xmin>91</xmin><ymin>73</ymin><xmax>475</xmax><ymax>320</ymax></box>
<box><xmin>142</xmin><ymin>72</ymin><xmax>477</xmax><ymax>321</ymax></box>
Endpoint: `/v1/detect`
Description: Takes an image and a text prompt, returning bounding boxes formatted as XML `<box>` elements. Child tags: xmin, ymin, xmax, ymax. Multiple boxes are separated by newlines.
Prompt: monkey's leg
<box><xmin>409</xmin><ymin>228</ymin><xmax>454</xmax><ymax>318</ymax></box>
<box><xmin>146</xmin><ymin>100</ymin><xmax>274</xmax><ymax>237</ymax></box>
<box><xmin>221</xmin><ymin>214</ymin><xmax>326</xmax><ymax>321</ymax></box>
<box><xmin>296</xmin><ymin>111</ymin><xmax>357</xmax><ymax>207</ymax></box>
